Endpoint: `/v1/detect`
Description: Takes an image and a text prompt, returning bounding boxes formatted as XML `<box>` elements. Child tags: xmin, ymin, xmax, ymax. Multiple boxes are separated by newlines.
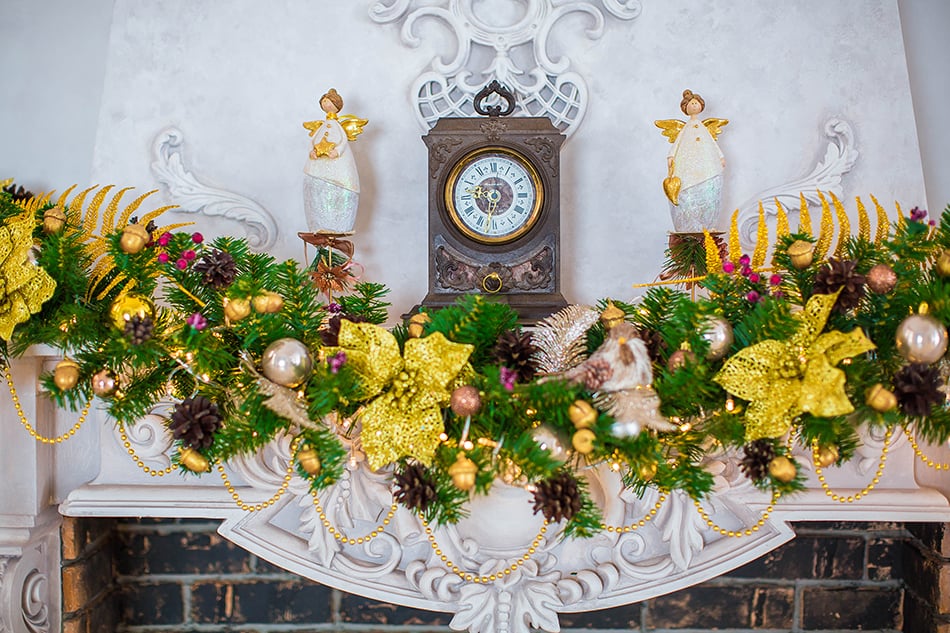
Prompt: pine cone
<box><xmin>393</xmin><ymin>462</ymin><xmax>438</xmax><ymax>513</ymax></box>
<box><xmin>636</xmin><ymin>328</ymin><xmax>666</xmax><ymax>364</ymax></box>
<box><xmin>740</xmin><ymin>439</ymin><xmax>776</xmax><ymax>482</ymax></box>
<box><xmin>493</xmin><ymin>330</ymin><xmax>539</xmax><ymax>382</ymax></box>
<box><xmin>193</xmin><ymin>249</ymin><xmax>238</xmax><ymax>290</ymax></box>
<box><xmin>124</xmin><ymin>315</ymin><xmax>154</xmax><ymax>345</ymax></box>
<box><xmin>319</xmin><ymin>313</ymin><xmax>369</xmax><ymax>346</ymax></box>
<box><xmin>169</xmin><ymin>396</ymin><xmax>222</xmax><ymax>449</ymax></box>
<box><xmin>813</xmin><ymin>258</ymin><xmax>866</xmax><ymax>312</ymax></box>
<box><xmin>894</xmin><ymin>363</ymin><xmax>944</xmax><ymax>417</ymax></box>
<box><xmin>531</xmin><ymin>472</ymin><xmax>582</xmax><ymax>523</ymax></box>
<box><xmin>2</xmin><ymin>182</ymin><xmax>34</xmax><ymax>202</ymax></box>
<box><xmin>583</xmin><ymin>359</ymin><xmax>614</xmax><ymax>391</ymax></box>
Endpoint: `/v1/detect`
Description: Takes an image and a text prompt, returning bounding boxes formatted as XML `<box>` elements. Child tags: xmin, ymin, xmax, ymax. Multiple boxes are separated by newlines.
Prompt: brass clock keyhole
<box><xmin>481</xmin><ymin>272</ymin><xmax>503</xmax><ymax>294</ymax></box>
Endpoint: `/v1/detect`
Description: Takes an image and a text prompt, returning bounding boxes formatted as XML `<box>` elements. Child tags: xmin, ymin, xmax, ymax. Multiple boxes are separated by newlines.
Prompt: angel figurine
<box><xmin>655</xmin><ymin>89</ymin><xmax>728</xmax><ymax>233</ymax></box>
<box><xmin>302</xmin><ymin>88</ymin><xmax>368</xmax><ymax>234</ymax></box>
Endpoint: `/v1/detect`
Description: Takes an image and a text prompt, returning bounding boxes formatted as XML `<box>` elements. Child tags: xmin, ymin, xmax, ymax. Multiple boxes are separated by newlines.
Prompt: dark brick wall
<box><xmin>61</xmin><ymin>517</ymin><xmax>120</xmax><ymax>633</ymax></box>
<box><xmin>63</xmin><ymin>518</ymin><xmax>915</xmax><ymax>632</ymax></box>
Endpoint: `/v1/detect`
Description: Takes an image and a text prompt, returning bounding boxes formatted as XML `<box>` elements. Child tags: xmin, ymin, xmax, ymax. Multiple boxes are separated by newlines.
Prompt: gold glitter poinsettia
<box><xmin>0</xmin><ymin>210</ymin><xmax>56</xmax><ymax>340</ymax></box>
<box><xmin>332</xmin><ymin>320</ymin><xmax>474</xmax><ymax>470</ymax></box>
<box><xmin>713</xmin><ymin>290</ymin><xmax>875</xmax><ymax>441</ymax></box>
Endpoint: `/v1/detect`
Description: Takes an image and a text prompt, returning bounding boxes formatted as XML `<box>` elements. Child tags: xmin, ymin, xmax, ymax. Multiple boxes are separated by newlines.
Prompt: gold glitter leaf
<box><xmin>752</xmin><ymin>201</ymin><xmax>768</xmax><ymax>270</ymax></box>
<box><xmin>704</xmin><ymin>229</ymin><xmax>723</xmax><ymax>275</ymax></box>
<box><xmin>830</xmin><ymin>192</ymin><xmax>850</xmax><ymax>257</ymax></box>
<box><xmin>813</xmin><ymin>191</ymin><xmax>834</xmax><ymax>263</ymax></box>
<box><xmin>798</xmin><ymin>192</ymin><xmax>812</xmax><ymax>236</ymax></box>
<box><xmin>856</xmin><ymin>197</ymin><xmax>871</xmax><ymax>242</ymax></box>
<box><xmin>729</xmin><ymin>208</ymin><xmax>741</xmax><ymax>262</ymax></box>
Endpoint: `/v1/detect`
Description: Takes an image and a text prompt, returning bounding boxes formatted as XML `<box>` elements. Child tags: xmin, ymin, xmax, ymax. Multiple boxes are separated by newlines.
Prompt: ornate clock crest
<box><xmin>418</xmin><ymin>81</ymin><xmax>567</xmax><ymax>322</ymax></box>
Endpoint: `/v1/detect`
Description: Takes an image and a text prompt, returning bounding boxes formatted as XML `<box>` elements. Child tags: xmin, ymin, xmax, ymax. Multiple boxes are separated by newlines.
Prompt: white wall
<box><xmin>1</xmin><ymin>1</ymin><xmax>948</xmax><ymax>312</ymax></box>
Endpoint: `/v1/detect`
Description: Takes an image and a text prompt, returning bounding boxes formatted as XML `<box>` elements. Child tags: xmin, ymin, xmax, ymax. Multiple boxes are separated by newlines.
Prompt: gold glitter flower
<box><xmin>713</xmin><ymin>291</ymin><xmax>875</xmax><ymax>441</ymax></box>
<box><xmin>0</xmin><ymin>210</ymin><xmax>55</xmax><ymax>340</ymax></box>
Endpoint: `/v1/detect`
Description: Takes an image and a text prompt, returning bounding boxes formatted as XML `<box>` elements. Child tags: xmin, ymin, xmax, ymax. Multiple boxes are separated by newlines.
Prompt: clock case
<box><xmin>419</xmin><ymin>112</ymin><xmax>568</xmax><ymax>323</ymax></box>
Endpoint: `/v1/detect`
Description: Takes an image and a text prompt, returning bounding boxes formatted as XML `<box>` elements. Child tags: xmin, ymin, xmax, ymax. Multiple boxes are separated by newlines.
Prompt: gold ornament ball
<box><xmin>866</xmin><ymin>263</ymin><xmax>898</xmax><ymax>294</ymax></box>
<box><xmin>261</xmin><ymin>338</ymin><xmax>313</xmax><ymax>388</ymax></box>
<box><xmin>866</xmin><ymin>383</ymin><xmax>897</xmax><ymax>412</ymax></box>
<box><xmin>568</xmin><ymin>399</ymin><xmax>598</xmax><ymax>429</ymax></box>
<box><xmin>408</xmin><ymin>313</ymin><xmax>430</xmax><ymax>338</ymax></box>
<box><xmin>109</xmin><ymin>294</ymin><xmax>155</xmax><ymax>330</ymax></box>
<box><xmin>787</xmin><ymin>240</ymin><xmax>815</xmax><ymax>270</ymax></box>
<box><xmin>895</xmin><ymin>313</ymin><xmax>949</xmax><ymax>364</ymax></box>
<box><xmin>297</xmin><ymin>446</ymin><xmax>322</xmax><ymax>475</ymax></box>
<box><xmin>449</xmin><ymin>385</ymin><xmax>481</xmax><ymax>417</ymax></box>
<box><xmin>937</xmin><ymin>250</ymin><xmax>950</xmax><ymax>278</ymax></box>
<box><xmin>448</xmin><ymin>453</ymin><xmax>478</xmax><ymax>491</ymax></box>
<box><xmin>223</xmin><ymin>297</ymin><xmax>251</xmax><ymax>322</ymax></box>
<box><xmin>91</xmin><ymin>369</ymin><xmax>117</xmax><ymax>397</ymax></box>
<box><xmin>768</xmin><ymin>456</ymin><xmax>797</xmax><ymax>483</ymax></box>
<box><xmin>571</xmin><ymin>428</ymin><xmax>596</xmax><ymax>454</ymax></box>
<box><xmin>252</xmin><ymin>291</ymin><xmax>284</xmax><ymax>314</ymax></box>
<box><xmin>53</xmin><ymin>359</ymin><xmax>80</xmax><ymax>390</ymax></box>
<box><xmin>179</xmin><ymin>447</ymin><xmax>211</xmax><ymax>473</ymax></box>
<box><xmin>817</xmin><ymin>445</ymin><xmax>839</xmax><ymax>468</ymax></box>
<box><xmin>119</xmin><ymin>223</ymin><xmax>150</xmax><ymax>254</ymax></box>
<box><xmin>43</xmin><ymin>207</ymin><xmax>67</xmax><ymax>234</ymax></box>
<box><xmin>638</xmin><ymin>461</ymin><xmax>658</xmax><ymax>481</ymax></box>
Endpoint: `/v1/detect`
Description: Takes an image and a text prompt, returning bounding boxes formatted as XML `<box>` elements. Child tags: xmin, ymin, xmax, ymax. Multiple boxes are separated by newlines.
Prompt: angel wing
<box><xmin>702</xmin><ymin>117</ymin><xmax>729</xmax><ymax>140</ymax></box>
<box><xmin>339</xmin><ymin>115</ymin><xmax>368</xmax><ymax>142</ymax></box>
<box><xmin>654</xmin><ymin>119</ymin><xmax>685</xmax><ymax>143</ymax></box>
<box><xmin>302</xmin><ymin>120</ymin><xmax>323</xmax><ymax>137</ymax></box>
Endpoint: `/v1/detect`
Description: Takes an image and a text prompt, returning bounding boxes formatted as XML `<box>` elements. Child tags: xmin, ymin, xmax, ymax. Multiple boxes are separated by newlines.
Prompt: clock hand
<box><xmin>485</xmin><ymin>189</ymin><xmax>500</xmax><ymax>225</ymax></box>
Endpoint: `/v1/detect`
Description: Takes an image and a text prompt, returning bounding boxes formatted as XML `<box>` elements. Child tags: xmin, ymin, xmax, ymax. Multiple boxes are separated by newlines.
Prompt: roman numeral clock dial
<box><xmin>417</xmin><ymin>80</ymin><xmax>567</xmax><ymax>323</ymax></box>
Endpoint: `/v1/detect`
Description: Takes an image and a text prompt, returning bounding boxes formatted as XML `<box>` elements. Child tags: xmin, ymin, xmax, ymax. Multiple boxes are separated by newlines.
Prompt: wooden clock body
<box><xmin>419</xmin><ymin>115</ymin><xmax>567</xmax><ymax>323</ymax></box>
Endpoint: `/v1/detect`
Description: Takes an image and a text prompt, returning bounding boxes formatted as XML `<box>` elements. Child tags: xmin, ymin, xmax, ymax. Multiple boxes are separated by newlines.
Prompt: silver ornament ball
<box><xmin>531</xmin><ymin>424</ymin><xmax>567</xmax><ymax>462</ymax></box>
<box><xmin>91</xmin><ymin>369</ymin><xmax>117</xmax><ymax>397</ymax></box>
<box><xmin>896</xmin><ymin>314</ymin><xmax>948</xmax><ymax>364</ymax></box>
<box><xmin>701</xmin><ymin>315</ymin><xmax>734</xmax><ymax>360</ymax></box>
<box><xmin>262</xmin><ymin>338</ymin><xmax>314</xmax><ymax>388</ymax></box>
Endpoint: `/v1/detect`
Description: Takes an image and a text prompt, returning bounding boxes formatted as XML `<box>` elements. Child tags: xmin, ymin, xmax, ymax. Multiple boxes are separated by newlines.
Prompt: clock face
<box><xmin>444</xmin><ymin>147</ymin><xmax>543</xmax><ymax>244</ymax></box>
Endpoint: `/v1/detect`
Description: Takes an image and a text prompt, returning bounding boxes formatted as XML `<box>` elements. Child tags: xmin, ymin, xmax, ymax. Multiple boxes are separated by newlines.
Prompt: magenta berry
<box><xmin>191</xmin><ymin>232</ymin><xmax>204</xmax><ymax>244</ymax></box>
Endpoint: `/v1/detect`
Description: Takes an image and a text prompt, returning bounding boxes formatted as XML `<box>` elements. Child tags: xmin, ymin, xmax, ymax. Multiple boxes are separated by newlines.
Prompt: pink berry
<box><xmin>157</xmin><ymin>232</ymin><xmax>172</xmax><ymax>246</ymax></box>
<box><xmin>157</xmin><ymin>252</ymin><xmax>169</xmax><ymax>264</ymax></box>
<box><xmin>770</xmin><ymin>274</ymin><xmax>782</xmax><ymax>286</ymax></box>
<box><xmin>191</xmin><ymin>232</ymin><xmax>204</xmax><ymax>244</ymax></box>
<box><xmin>176</xmin><ymin>258</ymin><xmax>188</xmax><ymax>270</ymax></box>
<box><xmin>748</xmin><ymin>272</ymin><xmax>760</xmax><ymax>283</ymax></box>
<box><xmin>722</xmin><ymin>261</ymin><xmax>735</xmax><ymax>273</ymax></box>
<box><xmin>746</xmin><ymin>290</ymin><xmax>760</xmax><ymax>303</ymax></box>
<box><xmin>183</xmin><ymin>250</ymin><xmax>196</xmax><ymax>261</ymax></box>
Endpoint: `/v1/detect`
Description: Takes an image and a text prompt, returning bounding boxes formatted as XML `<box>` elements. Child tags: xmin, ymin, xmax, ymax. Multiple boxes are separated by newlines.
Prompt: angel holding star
<box><xmin>302</xmin><ymin>88</ymin><xmax>368</xmax><ymax>234</ymax></box>
<box><xmin>655</xmin><ymin>90</ymin><xmax>728</xmax><ymax>233</ymax></box>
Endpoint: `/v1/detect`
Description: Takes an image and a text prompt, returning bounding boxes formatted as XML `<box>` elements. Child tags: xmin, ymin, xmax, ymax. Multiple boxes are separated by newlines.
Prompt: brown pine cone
<box><xmin>124</xmin><ymin>315</ymin><xmax>154</xmax><ymax>345</ymax></box>
<box><xmin>531</xmin><ymin>472</ymin><xmax>582</xmax><ymax>523</ymax></box>
<box><xmin>813</xmin><ymin>258</ymin><xmax>866</xmax><ymax>312</ymax></box>
<box><xmin>894</xmin><ymin>363</ymin><xmax>943</xmax><ymax>417</ymax></box>
<box><xmin>193</xmin><ymin>249</ymin><xmax>238</xmax><ymax>290</ymax></box>
<box><xmin>740</xmin><ymin>439</ymin><xmax>776</xmax><ymax>482</ymax></box>
<box><xmin>393</xmin><ymin>462</ymin><xmax>438</xmax><ymax>513</ymax></box>
<box><xmin>493</xmin><ymin>330</ymin><xmax>539</xmax><ymax>382</ymax></box>
<box><xmin>2</xmin><ymin>182</ymin><xmax>34</xmax><ymax>203</ymax></box>
<box><xmin>169</xmin><ymin>396</ymin><xmax>222</xmax><ymax>450</ymax></box>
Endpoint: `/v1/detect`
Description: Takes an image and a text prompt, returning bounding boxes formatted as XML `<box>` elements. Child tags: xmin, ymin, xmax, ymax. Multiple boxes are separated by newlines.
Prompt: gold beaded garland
<box><xmin>904</xmin><ymin>426</ymin><xmax>950</xmax><ymax>470</ymax></box>
<box><xmin>601</xmin><ymin>492</ymin><xmax>666</xmax><ymax>532</ymax></box>
<box><xmin>118</xmin><ymin>423</ymin><xmax>175</xmax><ymax>477</ymax></box>
<box><xmin>812</xmin><ymin>429</ymin><xmax>891</xmax><ymax>503</ymax></box>
<box><xmin>7</xmin><ymin>364</ymin><xmax>89</xmax><ymax>443</ymax></box>
<box><xmin>312</xmin><ymin>487</ymin><xmax>396</xmax><ymax>546</ymax></box>
<box><xmin>217</xmin><ymin>437</ymin><xmax>300</xmax><ymax>511</ymax></box>
<box><xmin>694</xmin><ymin>490</ymin><xmax>780</xmax><ymax>537</ymax></box>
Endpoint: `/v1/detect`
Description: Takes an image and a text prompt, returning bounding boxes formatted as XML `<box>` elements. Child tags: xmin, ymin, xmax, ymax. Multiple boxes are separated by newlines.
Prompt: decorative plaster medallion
<box><xmin>736</xmin><ymin>118</ymin><xmax>859</xmax><ymax>249</ymax></box>
<box><xmin>151</xmin><ymin>127</ymin><xmax>278</xmax><ymax>250</ymax></box>
<box><xmin>369</xmin><ymin>0</ymin><xmax>643</xmax><ymax>135</ymax></box>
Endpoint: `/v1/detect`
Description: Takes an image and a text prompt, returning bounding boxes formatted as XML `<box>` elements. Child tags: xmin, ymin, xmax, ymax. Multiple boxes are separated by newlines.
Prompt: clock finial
<box><xmin>473</xmin><ymin>80</ymin><xmax>516</xmax><ymax>118</ymax></box>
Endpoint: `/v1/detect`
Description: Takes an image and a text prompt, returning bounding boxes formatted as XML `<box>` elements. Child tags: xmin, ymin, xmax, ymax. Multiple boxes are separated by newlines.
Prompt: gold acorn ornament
<box><xmin>252</xmin><ymin>291</ymin><xmax>284</xmax><ymax>314</ymax></box>
<box><xmin>119</xmin><ymin>222</ymin><xmax>150</xmax><ymax>254</ymax></box>
<box><xmin>568</xmin><ymin>399</ymin><xmax>597</xmax><ymax>429</ymax></box>
<box><xmin>637</xmin><ymin>461</ymin><xmax>658</xmax><ymax>481</ymax></box>
<box><xmin>223</xmin><ymin>297</ymin><xmax>251</xmax><ymax>322</ymax></box>
<box><xmin>91</xmin><ymin>368</ymin><xmax>117</xmax><ymax>397</ymax></box>
<box><xmin>408</xmin><ymin>312</ymin><xmax>430</xmax><ymax>338</ymax></box>
<box><xmin>816</xmin><ymin>445</ymin><xmax>839</xmax><ymax>468</ymax></box>
<box><xmin>178</xmin><ymin>446</ymin><xmax>211</xmax><ymax>473</ymax></box>
<box><xmin>109</xmin><ymin>294</ymin><xmax>155</xmax><ymax>330</ymax></box>
<box><xmin>937</xmin><ymin>249</ymin><xmax>950</xmax><ymax>278</ymax></box>
<box><xmin>42</xmin><ymin>206</ymin><xmax>67</xmax><ymax>234</ymax></box>
<box><xmin>768</xmin><ymin>455</ymin><xmax>797</xmax><ymax>483</ymax></box>
<box><xmin>866</xmin><ymin>383</ymin><xmax>897</xmax><ymax>412</ymax></box>
<box><xmin>600</xmin><ymin>301</ymin><xmax>626</xmax><ymax>330</ymax></box>
<box><xmin>787</xmin><ymin>239</ymin><xmax>815</xmax><ymax>270</ymax></box>
<box><xmin>297</xmin><ymin>444</ymin><xmax>322</xmax><ymax>475</ymax></box>
<box><xmin>53</xmin><ymin>359</ymin><xmax>80</xmax><ymax>390</ymax></box>
<box><xmin>448</xmin><ymin>452</ymin><xmax>478</xmax><ymax>491</ymax></box>
<box><xmin>571</xmin><ymin>428</ymin><xmax>596</xmax><ymax>454</ymax></box>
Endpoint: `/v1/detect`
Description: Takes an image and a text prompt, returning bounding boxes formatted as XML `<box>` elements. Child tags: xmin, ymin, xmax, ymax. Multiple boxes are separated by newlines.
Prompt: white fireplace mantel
<box><xmin>3</xmin><ymin>350</ymin><xmax>950</xmax><ymax>633</ymax></box>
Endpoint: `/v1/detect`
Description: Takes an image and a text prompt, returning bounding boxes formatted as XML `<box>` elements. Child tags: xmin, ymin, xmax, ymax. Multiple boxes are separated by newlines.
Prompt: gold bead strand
<box><xmin>812</xmin><ymin>427</ymin><xmax>892</xmax><ymax>503</ymax></box>
<box><xmin>218</xmin><ymin>437</ymin><xmax>302</xmax><ymax>511</ymax></box>
<box><xmin>903</xmin><ymin>426</ymin><xmax>950</xmax><ymax>470</ymax></box>
<box><xmin>311</xmin><ymin>488</ymin><xmax>397</xmax><ymax>546</ymax></box>
<box><xmin>601</xmin><ymin>493</ymin><xmax>668</xmax><ymax>533</ymax></box>
<box><xmin>5</xmin><ymin>364</ymin><xmax>90</xmax><ymax>443</ymax></box>
<box><xmin>694</xmin><ymin>489</ymin><xmax>780</xmax><ymax>537</ymax></box>
<box><xmin>420</xmin><ymin>515</ymin><xmax>549</xmax><ymax>583</ymax></box>
<box><xmin>118</xmin><ymin>422</ymin><xmax>175</xmax><ymax>476</ymax></box>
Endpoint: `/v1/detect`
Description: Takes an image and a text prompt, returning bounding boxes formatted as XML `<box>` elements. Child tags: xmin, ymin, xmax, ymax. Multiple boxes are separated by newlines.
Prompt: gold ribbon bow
<box><xmin>0</xmin><ymin>210</ymin><xmax>56</xmax><ymax>340</ymax></box>
<box><xmin>332</xmin><ymin>320</ymin><xmax>473</xmax><ymax>470</ymax></box>
<box><xmin>713</xmin><ymin>291</ymin><xmax>875</xmax><ymax>441</ymax></box>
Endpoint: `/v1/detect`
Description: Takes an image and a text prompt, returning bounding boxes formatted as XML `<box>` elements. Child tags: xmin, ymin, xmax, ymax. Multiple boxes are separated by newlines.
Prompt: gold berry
<box><xmin>223</xmin><ymin>297</ymin><xmax>252</xmax><ymax>322</ymax></box>
<box><xmin>817</xmin><ymin>445</ymin><xmax>839</xmax><ymax>468</ymax></box>
<box><xmin>768</xmin><ymin>456</ymin><xmax>797</xmax><ymax>483</ymax></box>
<box><xmin>571</xmin><ymin>428</ymin><xmax>596</xmax><ymax>454</ymax></box>
<box><xmin>568</xmin><ymin>400</ymin><xmax>598</xmax><ymax>429</ymax></box>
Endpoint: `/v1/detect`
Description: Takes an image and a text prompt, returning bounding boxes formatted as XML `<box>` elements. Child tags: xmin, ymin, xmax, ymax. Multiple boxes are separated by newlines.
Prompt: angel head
<box><xmin>320</xmin><ymin>88</ymin><xmax>344</xmax><ymax>115</ymax></box>
<box><xmin>680</xmin><ymin>89</ymin><xmax>704</xmax><ymax>116</ymax></box>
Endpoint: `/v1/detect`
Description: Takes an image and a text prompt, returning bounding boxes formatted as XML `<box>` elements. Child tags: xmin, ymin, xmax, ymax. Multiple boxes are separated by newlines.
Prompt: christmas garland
<box><xmin>2</xmin><ymin>183</ymin><xmax>950</xmax><ymax>540</ymax></box>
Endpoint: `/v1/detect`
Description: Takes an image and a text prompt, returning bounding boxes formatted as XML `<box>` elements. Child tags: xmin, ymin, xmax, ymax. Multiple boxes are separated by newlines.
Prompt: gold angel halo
<box><xmin>654</xmin><ymin>118</ymin><xmax>729</xmax><ymax>142</ymax></box>
<box><xmin>302</xmin><ymin>115</ymin><xmax>368</xmax><ymax>142</ymax></box>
